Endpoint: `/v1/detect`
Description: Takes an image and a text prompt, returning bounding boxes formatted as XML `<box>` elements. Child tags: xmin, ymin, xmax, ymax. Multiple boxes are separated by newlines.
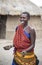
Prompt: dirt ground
<box><xmin>0</xmin><ymin>39</ymin><xmax>42</xmax><ymax>65</ymax></box>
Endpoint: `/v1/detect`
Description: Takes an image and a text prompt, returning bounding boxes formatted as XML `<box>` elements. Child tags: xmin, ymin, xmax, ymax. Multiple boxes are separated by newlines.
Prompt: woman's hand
<box><xmin>3</xmin><ymin>45</ymin><xmax>13</xmax><ymax>50</ymax></box>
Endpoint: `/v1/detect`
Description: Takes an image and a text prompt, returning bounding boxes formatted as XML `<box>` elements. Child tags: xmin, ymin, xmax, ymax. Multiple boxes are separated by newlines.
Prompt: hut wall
<box><xmin>29</xmin><ymin>16</ymin><xmax>42</xmax><ymax>40</ymax></box>
<box><xmin>6</xmin><ymin>16</ymin><xmax>42</xmax><ymax>40</ymax></box>
<box><xmin>6</xmin><ymin>16</ymin><xmax>20</xmax><ymax>40</ymax></box>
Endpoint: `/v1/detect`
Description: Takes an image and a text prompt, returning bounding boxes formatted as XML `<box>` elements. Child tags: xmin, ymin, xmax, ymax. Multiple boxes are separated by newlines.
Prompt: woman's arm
<box><xmin>21</xmin><ymin>29</ymin><xmax>36</xmax><ymax>53</ymax></box>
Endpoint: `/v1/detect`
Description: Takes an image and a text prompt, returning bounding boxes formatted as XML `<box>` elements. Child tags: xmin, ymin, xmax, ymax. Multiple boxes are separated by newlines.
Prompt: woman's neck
<box><xmin>22</xmin><ymin>23</ymin><xmax>28</xmax><ymax>29</ymax></box>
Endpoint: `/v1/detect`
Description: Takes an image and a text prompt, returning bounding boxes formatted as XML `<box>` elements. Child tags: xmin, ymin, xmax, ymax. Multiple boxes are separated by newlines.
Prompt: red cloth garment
<box><xmin>13</xmin><ymin>24</ymin><xmax>33</xmax><ymax>52</ymax></box>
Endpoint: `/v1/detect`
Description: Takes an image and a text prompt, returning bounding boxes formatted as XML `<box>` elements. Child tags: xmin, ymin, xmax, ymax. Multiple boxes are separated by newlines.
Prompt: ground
<box><xmin>0</xmin><ymin>39</ymin><xmax>42</xmax><ymax>65</ymax></box>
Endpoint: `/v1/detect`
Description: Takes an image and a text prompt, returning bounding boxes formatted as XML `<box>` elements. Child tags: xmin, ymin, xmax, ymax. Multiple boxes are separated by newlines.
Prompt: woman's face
<box><xmin>20</xmin><ymin>13</ymin><xmax>28</xmax><ymax>24</ymax></box>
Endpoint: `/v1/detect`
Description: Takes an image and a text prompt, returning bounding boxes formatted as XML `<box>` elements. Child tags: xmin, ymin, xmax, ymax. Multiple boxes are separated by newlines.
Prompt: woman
<box><xmin>12</xmin><ymin>12</ymin><xmax>36</xmax><ymax>65</ymax></box>
<box><xmin>3</xmin><ymin>12</ymin><xmax>39</xmax><ymax>65</ymax></box>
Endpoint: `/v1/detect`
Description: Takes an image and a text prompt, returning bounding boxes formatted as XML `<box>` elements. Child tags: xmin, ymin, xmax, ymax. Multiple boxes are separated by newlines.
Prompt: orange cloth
<box><xmin>13</xmin><ymin>24</ymin><xmax>33</xmax><ymax>52</ymax></box>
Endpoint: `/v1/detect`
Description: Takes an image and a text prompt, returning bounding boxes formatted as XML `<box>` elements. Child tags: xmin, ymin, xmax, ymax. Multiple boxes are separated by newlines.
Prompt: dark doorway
<box><xmin>0</xmin><ymin>15</ymin><xmax>7</xmax><ymax>39</ymax></box>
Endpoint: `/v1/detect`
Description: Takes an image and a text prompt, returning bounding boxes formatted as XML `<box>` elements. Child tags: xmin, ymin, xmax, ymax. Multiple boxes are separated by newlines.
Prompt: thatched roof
<box><xmin>0</xmin><ymin>0</ymin><xmax>42</xmax><ymax>16</ymax></box>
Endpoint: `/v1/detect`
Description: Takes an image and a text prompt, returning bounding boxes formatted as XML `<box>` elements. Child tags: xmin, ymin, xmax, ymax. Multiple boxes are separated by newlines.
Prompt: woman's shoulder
<box><xmin>28</xmin><ymin>26</ymin><xmax>36</xmax><ymax>33</ymax></box>
<box><xmin>28</xmin><ymin>26</ymin><xmax>35</xmax><ymax>30</ymax></box>
<box><xmin>15</xmin><ymin>26</ymin><xmax>18</xmax><ymax>31</ymax></box>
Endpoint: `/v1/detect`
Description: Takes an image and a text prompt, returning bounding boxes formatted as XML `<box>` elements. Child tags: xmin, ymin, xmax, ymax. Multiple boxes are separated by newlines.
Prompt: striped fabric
<box><xmin>14</xmin><ymin>51</ymin><xmax>36</xmax><ymax>65</ymax></box>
